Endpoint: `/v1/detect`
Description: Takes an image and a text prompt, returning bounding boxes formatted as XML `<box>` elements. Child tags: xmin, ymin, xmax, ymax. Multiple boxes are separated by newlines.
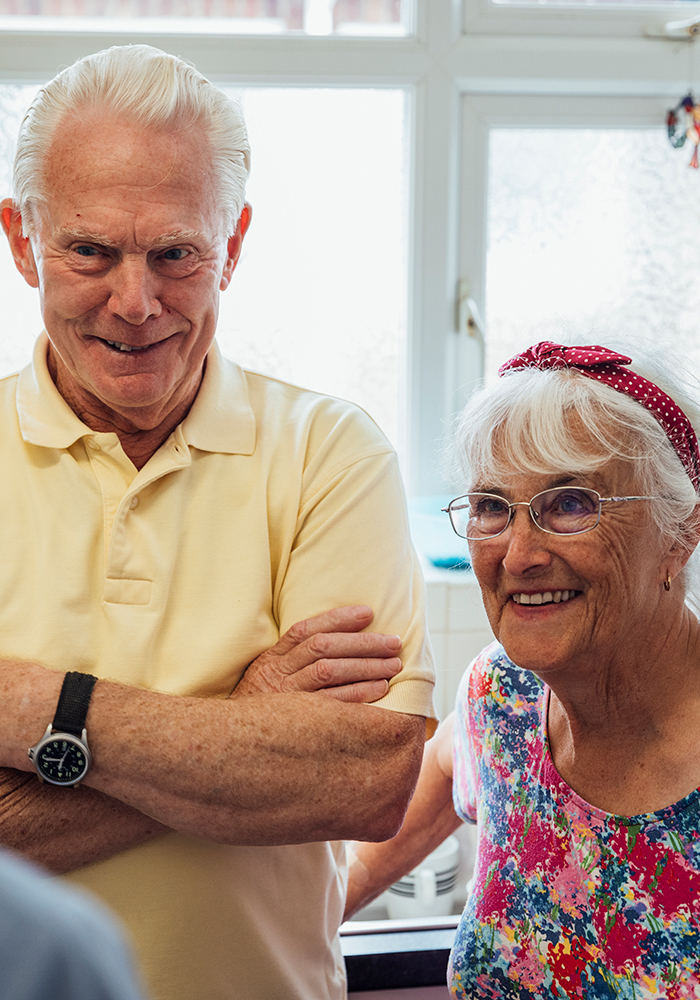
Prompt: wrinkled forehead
<box><xmin>29</xmin><ymin>111</ymin><xmax>228</xmax><ymax>243</ymax></box>
<box><xmin>47</xmin><ymin>110</ymin><xmax>209</xmax><ymax>184</ymax></box>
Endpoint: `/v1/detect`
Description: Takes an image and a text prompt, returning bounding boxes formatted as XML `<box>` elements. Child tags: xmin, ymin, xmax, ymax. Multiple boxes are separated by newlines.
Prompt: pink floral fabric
<box><xmin>450</xmin><ymin>643</ymin><xmax>700</xmax><ymax>998</ymax></box>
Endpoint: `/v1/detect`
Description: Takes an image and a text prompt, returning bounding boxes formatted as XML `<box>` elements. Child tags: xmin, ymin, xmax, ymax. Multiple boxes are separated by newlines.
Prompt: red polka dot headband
<box><xmin>498</xmin><ymin>341</ymin><xmax>700</xmax><ymax>492</ymax></box>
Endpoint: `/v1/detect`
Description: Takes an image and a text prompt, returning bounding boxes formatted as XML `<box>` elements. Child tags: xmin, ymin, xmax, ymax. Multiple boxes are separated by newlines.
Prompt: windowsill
<box><xmin>408</xmin><ymin>496</ymin><xmax>472</xmax><ymax>574</ymax></box>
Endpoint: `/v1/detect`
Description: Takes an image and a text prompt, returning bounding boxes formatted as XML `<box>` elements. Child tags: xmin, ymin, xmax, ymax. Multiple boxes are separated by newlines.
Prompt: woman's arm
<box><xmin>344</xmin><ymin>712</ymin><xmax>461</xmax><ymax>921</ymax></box>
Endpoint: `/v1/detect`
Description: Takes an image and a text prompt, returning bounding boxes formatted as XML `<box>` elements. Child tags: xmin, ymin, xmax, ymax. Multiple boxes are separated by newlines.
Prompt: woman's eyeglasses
<box><xmin>442</xmin><ymin>487</ymin><xmax>659</xmax><ymax>541</ymax></box>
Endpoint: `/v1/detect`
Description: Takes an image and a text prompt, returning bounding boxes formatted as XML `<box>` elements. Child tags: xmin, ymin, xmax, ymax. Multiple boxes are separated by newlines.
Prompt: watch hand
<box><xmin>58</xmin><ymin>749</ymin><xmax>71</xmax><ymax>770</ymax></box>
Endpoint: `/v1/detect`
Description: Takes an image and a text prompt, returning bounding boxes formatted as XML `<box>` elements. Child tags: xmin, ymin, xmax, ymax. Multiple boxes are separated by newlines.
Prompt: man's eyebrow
<box><xmin>54</xmin><ymin>227</ymin><xmax>207</xmax><ymax>248</ymax></box>
<box><xmin>149</xmin><ymin>230</ymin><xmax>207</xmax><ymax>247</ymax></box>
<box><xmin>54</xmin><ymin>227</ymin><xmax>121</xmax><ymax>247</ymax></box>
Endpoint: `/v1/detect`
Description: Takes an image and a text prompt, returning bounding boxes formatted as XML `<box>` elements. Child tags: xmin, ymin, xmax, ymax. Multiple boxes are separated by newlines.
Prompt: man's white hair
<box><xmin>13</xmin><ymin>44</ymin><xmax>250</xmax><ymax>235</ymax></box>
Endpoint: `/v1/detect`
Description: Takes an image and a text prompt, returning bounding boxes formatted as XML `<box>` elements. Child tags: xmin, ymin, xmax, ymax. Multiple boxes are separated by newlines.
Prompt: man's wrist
<box><xmin>0</xmin><ymin>662</ymin><xmax>68</xmax><ymax>769</ymax></box>
<box><xmin>28</xmin><ymin>672</ymin><xmax>98</xmax><ymax>787</ymax></box>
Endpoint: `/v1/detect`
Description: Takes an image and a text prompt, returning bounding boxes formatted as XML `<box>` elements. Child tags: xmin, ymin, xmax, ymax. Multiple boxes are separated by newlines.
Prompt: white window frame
<box><xmin>462</xmin><ymin>0</ymin><xmax>700</xmax><ymax>39</ymax></box>
<box><xmin>0</xmin><ymin>0</ymin><xmax>693</xmax><ymax>494</ymax></box>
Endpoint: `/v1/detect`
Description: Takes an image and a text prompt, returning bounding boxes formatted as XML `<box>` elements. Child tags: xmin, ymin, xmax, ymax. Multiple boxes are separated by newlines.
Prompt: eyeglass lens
<box><xmin>450</xmin><ymin>487</ymin><xmax>601</xmax><ymax>539</ymax></box>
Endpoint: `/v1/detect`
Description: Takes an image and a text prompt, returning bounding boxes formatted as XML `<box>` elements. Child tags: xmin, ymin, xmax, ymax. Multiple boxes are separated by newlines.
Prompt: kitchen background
<box><xmin>2</xmin><ymin>2</ymin><xmax>700</xmax><ymax>990</ymax></box>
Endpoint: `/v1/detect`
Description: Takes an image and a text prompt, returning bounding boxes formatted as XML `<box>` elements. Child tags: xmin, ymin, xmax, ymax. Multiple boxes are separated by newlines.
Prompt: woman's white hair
<box><xmin>453</xmin><ymin>335</ymin><xmax>700</xmax><ymax>609</ymax></box>
<box><xmin>13</xmin><ymin>44</ymin><xmax>250</xmax><ymax>235</ymax></box>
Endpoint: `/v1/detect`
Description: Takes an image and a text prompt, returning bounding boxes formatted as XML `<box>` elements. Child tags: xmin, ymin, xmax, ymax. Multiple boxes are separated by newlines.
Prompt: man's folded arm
<box><xmin>0</xmin><ymin>691</ymin><xmax>424</xmax><ymax>862</ymax></box>
<box><xmin>87</xmin><ymin>687</ymin><xmax>425</xmax><ymax>845</ymax></box>
<box><xmin>0</xmin><ymin>608</ymin><xmax>426</xmax><ymax>870</ymax></box>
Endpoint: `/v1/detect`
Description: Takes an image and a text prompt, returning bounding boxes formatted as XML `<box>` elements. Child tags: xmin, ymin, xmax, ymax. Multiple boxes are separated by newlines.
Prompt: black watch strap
<box><xmin>52</xmin><ymin>672</ymin><xmax>98</xmax><ymax>736</ymax></box>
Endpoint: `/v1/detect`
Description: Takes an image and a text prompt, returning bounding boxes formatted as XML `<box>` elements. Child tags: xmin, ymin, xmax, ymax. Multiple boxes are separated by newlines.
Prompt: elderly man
<box><xmin>0</xmin><ymin>43</ymin><xmax>435</xmax><ymax>1000</ymax></box>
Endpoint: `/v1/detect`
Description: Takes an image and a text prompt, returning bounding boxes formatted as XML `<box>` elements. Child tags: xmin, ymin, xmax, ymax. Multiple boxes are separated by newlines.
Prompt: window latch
<box><xmin>645</xmin><ymin>16</ymin><xmax>700</xmax><ymax>39</ymax></box>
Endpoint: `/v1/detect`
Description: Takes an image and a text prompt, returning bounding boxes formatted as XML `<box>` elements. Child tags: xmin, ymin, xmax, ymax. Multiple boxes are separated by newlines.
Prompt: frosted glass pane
<box><xmin>0</xmin><ymin>86</ymin><xmax>406</xmax><ymax>449</ymax></box>
<box><xmin>0</xmin><ymin>0</ymin><xmax>407</xmax><ymax>36</ymax></box>
<box><xmin>485</xmin><ymin>128</ymin><xmax>700</xmax><ymax>383</ymax></box>
<box><xmin>0</xmin><ymin>86</ymin><xmax>43</xmax><ymax>375</ymax></box>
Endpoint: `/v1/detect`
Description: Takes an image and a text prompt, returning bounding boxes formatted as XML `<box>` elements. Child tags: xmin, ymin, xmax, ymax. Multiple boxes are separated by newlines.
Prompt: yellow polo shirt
<box><xmin>0</xmin><ymin>335</ymin><xmax>435</xmax><ymax>1000</ymax></box>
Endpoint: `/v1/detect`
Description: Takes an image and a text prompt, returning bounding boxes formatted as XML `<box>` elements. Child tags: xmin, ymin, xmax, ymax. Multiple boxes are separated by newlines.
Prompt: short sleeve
<box><xmin>275</xmin><ymin>407</ymin><xmax>436</xmax><ymax>726</ymax></box>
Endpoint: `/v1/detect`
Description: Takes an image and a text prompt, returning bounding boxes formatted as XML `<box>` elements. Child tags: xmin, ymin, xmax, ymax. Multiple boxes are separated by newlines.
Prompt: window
<box><xmin>463</xmin><ymin>0</ymin><xmax>700</xmax><ymax>37</ymax></box>
<box><xmin>453</xmin><ymin>15</ymin><xmax>700</xmax><ymax>494</ymax></box>
<box><xmin>484</xmin><ymin>119</ymin><xmax>700</xmax><ymax>381</ymax></box>
<box><xmin>0</xmin><ymin>0</ymin><xmax>697</xmax><ymax>494</ymax></box>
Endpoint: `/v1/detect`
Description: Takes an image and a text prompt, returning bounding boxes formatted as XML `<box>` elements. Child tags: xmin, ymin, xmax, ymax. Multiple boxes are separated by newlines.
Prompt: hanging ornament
<box><xmin>667</xmin><ymin>94</ymin><xmax>700</xmax><ymax>167</ymax></box>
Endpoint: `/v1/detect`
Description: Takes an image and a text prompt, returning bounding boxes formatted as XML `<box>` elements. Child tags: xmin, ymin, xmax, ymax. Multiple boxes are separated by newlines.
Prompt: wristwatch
<box><xmin>28</xmin><ymin>671</ymin><xmax>98</xmax><ymax>787</ymax></box>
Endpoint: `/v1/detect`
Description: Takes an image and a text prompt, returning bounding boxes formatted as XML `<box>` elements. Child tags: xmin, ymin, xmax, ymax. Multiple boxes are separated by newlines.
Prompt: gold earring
<box><xmin>664</xmin><ymin>573</ymin><xmax>671</xmax><ymax>592</ymax></box>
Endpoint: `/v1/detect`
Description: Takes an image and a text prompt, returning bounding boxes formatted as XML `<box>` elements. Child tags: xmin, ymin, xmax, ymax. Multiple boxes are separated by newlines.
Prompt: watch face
<box><xmin>35</xmin><ymin>737</ymin><xmax>89</xmax><ymax>786</ymax></box>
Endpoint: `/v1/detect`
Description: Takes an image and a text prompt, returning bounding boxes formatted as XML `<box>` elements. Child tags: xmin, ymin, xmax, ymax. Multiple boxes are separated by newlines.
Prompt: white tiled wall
<box><xmin>423</xmin><ymin>562</ymin><xmax>495</xmax><ymax>721</ymax></box>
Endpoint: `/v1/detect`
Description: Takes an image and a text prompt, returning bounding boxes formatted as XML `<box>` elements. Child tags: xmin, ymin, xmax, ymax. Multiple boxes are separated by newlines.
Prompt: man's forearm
<box><xmin>83</xmin><ymin>684</ymin><xmax>425</xmax><ymax>845</ymax></box>
<box><xmin>0</xmin><ymin>767</ymin><xmax>168</xmax><ymax>874</ymax></box>
<box><xmin>1</xmin><ymin>661</ymin><xmax>425</xmax><ymax>847</ymax></box>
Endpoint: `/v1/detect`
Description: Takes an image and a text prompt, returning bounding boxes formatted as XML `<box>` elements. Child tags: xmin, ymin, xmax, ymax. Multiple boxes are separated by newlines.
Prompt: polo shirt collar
<box><xmin>16</xmin><ymin>334</ymin><xmax>256</xmax><ymax>456</ymax></box>
<box><xmin>180</xmin><ymin>340</ymin><xmax>255</xmax><ymax>455</ymax></box>
<box><xmin>17</xmin><ymin>333</ymin><xmax>91</xmax><ymax>449</ymax></box>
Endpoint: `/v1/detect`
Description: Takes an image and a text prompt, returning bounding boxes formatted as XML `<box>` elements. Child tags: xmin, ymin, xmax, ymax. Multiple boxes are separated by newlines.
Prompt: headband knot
<box><xmin>498</xmin><ymin>342</ymin><xmax>633</xmax><ymax>374</ymax></box>
<box><xmin>499</xmin><ymin>341</ymin><xmax>700</xmax><ymax>492</ymax></box>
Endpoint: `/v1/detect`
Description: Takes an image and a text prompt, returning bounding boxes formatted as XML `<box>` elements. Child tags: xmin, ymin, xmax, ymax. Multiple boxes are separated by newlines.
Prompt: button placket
<box><xmin>84</xmin><ymin>434</ymin><xmax>130</xmax><ymax>566</ymax></box>
<box><xmin>104</xmin><ymin>445</ymin><xmax>189</xmax><ymax>600</ymax></box>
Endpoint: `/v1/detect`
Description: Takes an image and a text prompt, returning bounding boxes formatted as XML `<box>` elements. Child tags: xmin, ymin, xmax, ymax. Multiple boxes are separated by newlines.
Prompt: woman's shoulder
<box><xmin>454</xmin><ymin>643</ymin><xmax>545</xmax><ymax>776</ymax></box>
<box><xmin>452</xmin><ymin>643</ymin><xmax>548</xmax><ymax>826</ymax></box>
<box><xmin>458</xmin><ymin>642</ymin><xmax>544</xmax><ymax>715</ymax></box>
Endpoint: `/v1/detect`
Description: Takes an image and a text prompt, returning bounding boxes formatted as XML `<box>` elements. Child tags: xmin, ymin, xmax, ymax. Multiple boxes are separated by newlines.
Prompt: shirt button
<box><xmin>86</xmin><ymin>439</ymin><xmax>100</xmax><ymax>452</ymax></box>
<box><xmin>130</xmin><ymin>496</ymin><xmax>139</xmax><ymax>509</ymax></box>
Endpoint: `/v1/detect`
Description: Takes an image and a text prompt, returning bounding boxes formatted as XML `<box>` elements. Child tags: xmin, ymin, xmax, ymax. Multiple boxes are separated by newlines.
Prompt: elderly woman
<box><xmin>344</xmin><ymin>340</ymin><xmax>700</xmax><ymax>996</ymax></box>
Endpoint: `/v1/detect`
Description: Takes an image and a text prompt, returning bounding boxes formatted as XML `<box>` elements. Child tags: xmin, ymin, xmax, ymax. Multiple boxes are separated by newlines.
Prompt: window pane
<box><xmin>0</xmin><ymin>0</ymin><xmax>408</xmax><ymax>35</ymax></box>
<box><xmin>219</xmin><ymin>88</ymin><xmax>406</xmax><ymax>446</ymax></box>
<box><xmin>0</xmin><ymin>86</ymin><xmax>406</xmax><ymax>450</ymax></box>
<box><xmin>485</xmin><ymin>127</ymin><xmax>700</xmax><ymax>381</ymax></box>
<box><xmin>0</xmin><ymin>86</ymin><xmax>42</xmax><ymax>377</ymax></box>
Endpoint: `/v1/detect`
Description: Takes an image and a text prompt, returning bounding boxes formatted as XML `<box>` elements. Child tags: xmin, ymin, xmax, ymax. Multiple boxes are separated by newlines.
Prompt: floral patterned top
<box><xmin>450</xmin><ymin>642</ymin><xmax>700</xmax><ymax>999</ymax></box>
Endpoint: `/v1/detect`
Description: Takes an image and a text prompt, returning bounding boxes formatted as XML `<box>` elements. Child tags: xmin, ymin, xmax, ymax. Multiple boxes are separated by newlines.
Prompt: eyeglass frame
<box><xmin>441</xmin><ymin>487</ymin><xmax>660</xmax><ymax>541</ymax></box>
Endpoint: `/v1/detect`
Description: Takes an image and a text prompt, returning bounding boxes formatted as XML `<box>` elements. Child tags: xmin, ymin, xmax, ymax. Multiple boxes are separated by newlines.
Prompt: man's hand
<box><xmin>233</xmin><ymin>606</ymin><xmax>402</xmax><ymax>703</ymax></box>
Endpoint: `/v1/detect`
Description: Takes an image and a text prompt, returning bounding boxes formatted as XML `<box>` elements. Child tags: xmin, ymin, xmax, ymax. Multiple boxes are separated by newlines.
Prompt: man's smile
<box><xmin>104</xmin><ymin>339</ymin><xmax>150</xmax><ymax>353</ymax></box>
<box><xmin>93</xmin><ymin>331</ymin><xmax>178</xmax><ymax>355</ymax></box>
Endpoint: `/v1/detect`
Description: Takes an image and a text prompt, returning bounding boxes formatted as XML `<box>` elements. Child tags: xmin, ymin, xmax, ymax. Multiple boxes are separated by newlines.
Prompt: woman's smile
<box><xmin>511</xmin><ymin>589</ymin><xmax>580</xmax><ymax>605</ymax></box>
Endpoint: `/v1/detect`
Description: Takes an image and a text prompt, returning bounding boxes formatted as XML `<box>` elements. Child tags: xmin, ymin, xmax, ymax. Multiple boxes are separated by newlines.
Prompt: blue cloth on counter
<box><xmin>408</xmin><ymin>495</ymin><xmax>471</xmax><ymax>570</ymax></box>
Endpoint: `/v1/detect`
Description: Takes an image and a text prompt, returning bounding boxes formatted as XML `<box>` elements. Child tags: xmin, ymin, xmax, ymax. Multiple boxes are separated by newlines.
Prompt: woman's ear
<box><xmin>665</xmin><ymin>504</ymin><xmax>700</xmax><ymax>584</ymax></box>
<box><xmin>1</xmin><ymin>199</ymin><xmax>39</xmax><ymax>289</ymax></box>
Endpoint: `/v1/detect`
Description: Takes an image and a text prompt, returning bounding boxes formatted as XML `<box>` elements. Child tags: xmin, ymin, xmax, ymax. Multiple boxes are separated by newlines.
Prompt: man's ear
<box><xmin>1</xmin><ymin>199</ymin><xmax>39</xmax><ymax>289</ymax></box>
<box><xmin>220</xmin><ymin>202</ymin><xmax>252</xmax><ymax>292</ymax></box>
